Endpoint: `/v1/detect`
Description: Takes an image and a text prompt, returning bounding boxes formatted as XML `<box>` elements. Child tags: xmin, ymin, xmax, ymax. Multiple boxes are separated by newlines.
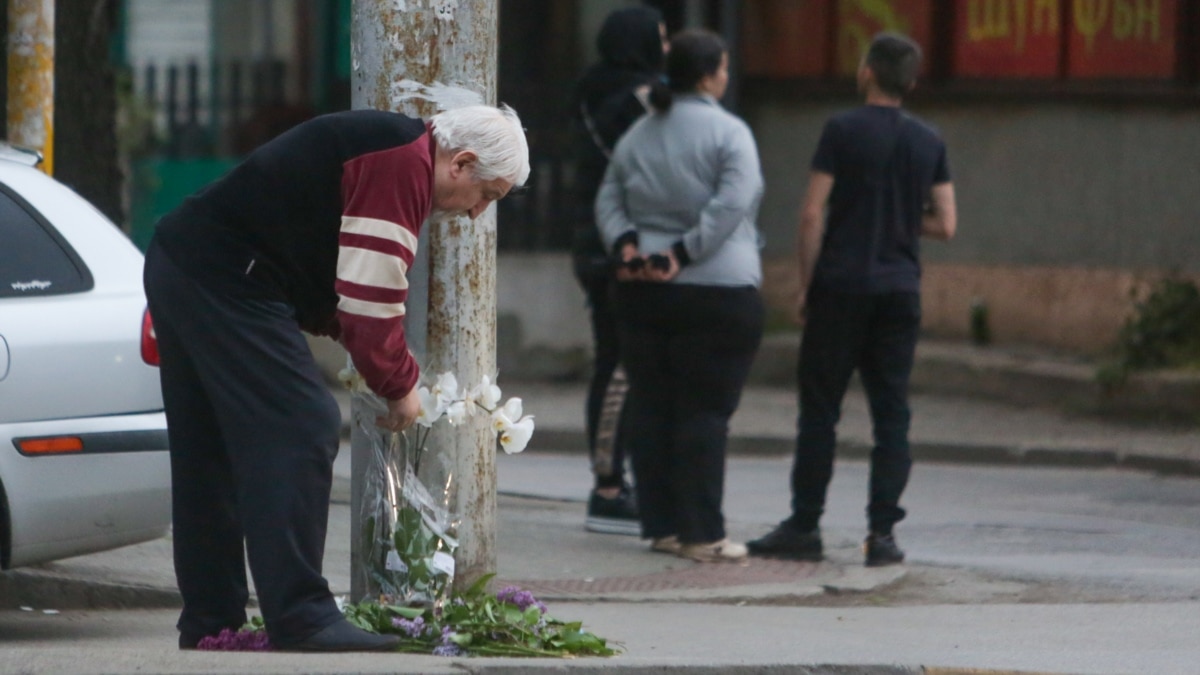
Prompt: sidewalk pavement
<box><xmin>1</xmin><ymin>337</ymin><xmax>1198</xmax><ymax>673</ymax></box>
<box><xmin>342</xmin><ymin>335</ymin><xmax>1199</xmax><ymax>476</ymax></box>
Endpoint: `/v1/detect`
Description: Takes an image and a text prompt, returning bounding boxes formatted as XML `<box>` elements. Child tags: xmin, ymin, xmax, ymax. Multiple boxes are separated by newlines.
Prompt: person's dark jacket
<box><xmin>569</xmin><ymin>6</ymin><xmax>664</xmax><ymax>266</ymax></box>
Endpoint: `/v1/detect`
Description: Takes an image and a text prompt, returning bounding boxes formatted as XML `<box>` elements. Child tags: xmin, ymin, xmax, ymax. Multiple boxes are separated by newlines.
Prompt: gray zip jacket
<box><xmin>595</xmin><ymin>93</ymin><xmax>764</xmax><ymax>288</ymax></box>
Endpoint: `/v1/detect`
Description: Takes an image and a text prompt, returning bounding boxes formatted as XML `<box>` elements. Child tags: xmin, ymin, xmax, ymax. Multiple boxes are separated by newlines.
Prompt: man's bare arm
<box><xmin>796</xmin><ymin>171</ymin><xmax>834</xmax><ymax>320</ymax></box>
<box><xmin>798</xmin><ymin>172</ymin><xmax>834</xmax><ymax>292</ymax></box>
<box><xmin>922</xmin><ymin>182</ymin><xmax>957</xmax><ymax>241</ymax></box>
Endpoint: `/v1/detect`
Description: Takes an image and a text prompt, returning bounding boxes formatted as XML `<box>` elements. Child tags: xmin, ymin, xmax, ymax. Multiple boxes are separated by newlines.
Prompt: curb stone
<box><xmin>0</xmin><ymin>569</ymin><xmax>182</xmax><ymax>610</ymax></box>
<box><xmin>463</xmin><ymin>662</ymin><xmax>921</xmax><ymax>667</ymax></box>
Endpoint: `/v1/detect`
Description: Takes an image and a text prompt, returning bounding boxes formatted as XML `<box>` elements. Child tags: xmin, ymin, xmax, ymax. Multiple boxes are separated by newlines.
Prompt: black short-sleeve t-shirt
<box><xmin>810</xmin><ymin>105</ymin><xmax>950</xmax><ymax>294</ymax></box>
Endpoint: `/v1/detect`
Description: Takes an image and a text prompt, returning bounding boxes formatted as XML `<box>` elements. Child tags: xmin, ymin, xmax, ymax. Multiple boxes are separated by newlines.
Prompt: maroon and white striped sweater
<box><xmin>155</xmin><ymin>110</ymin><xmax>433</xmax><ymax>400</ymax></box>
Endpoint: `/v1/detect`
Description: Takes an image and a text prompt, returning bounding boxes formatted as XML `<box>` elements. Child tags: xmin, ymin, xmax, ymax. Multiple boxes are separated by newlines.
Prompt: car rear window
<box><xmin>0</xmin><ymin>183</ymin><xmax>93</xmax><ymax>298</ymax></box>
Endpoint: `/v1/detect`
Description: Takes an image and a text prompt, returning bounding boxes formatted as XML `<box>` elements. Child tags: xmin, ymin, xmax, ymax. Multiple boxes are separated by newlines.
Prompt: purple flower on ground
<box><xmin>496</xmin><ymin>585</ymin><xmax>547</xmax><ymax>614</ymax></box>
<box><xmin>431</xmin><ymin>625</ymin><xmax>465</xmax><ymax>656</ymax></box>
<box><xmin>432</xmin><ymin>644</ymin><xmax>465</xmax><ymax>657</ymax></box>
<box><xmin>197</xmin><ymin>628</ymin><xmax>272</xmax><ymax>651</ymax></box>
<box><xmin>391</xmin><ymin>615</ymin><xmax>426</xmax><ymax>638</ymax></box>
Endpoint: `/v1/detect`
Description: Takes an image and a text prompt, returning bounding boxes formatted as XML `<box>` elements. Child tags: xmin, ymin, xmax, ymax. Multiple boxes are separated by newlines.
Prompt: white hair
<box><xmin>430</xmin><ymin>104</ymin><xmax>530</xmax><ymax>186</ymax></box>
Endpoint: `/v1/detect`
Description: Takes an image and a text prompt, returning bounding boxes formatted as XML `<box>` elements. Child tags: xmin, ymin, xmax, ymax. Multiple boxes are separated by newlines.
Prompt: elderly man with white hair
<box><xmin>143</xmin><ymin>104</ymin><xmax>530</xmax><ymax>652</ymax></box>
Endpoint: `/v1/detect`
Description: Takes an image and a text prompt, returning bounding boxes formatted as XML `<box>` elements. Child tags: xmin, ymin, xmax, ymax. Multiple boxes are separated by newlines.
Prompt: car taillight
<box><xmin>141</xmin><ymin>308</ymin><xmax>160</xmax><ymax>366</ymax></box>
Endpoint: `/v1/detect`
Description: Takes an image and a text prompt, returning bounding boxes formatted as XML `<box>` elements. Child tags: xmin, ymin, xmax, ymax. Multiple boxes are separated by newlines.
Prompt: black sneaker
<box><xmin>864</xmin><ymin>532</ymin><xmax>905</xmax><ymax>567</ymax></box>
<box><xmin>746</xmin><ymin>523</ymin><xmax>823</xmax><ymax>561</ymax></box>
<box><xmin>585</xmin><ymin>487</ymin><xmax>640</xmax><ymax>536</ymax></box>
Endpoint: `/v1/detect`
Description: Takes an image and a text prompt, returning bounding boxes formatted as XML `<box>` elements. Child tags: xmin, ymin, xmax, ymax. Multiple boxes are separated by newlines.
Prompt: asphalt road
<box><xmin>2</xmin><ymin>451</ymin><xmax>1198</xmax><ymax>673</ymax></box>
<box><xmin>496</xmin><ymin>452</ymin><xmax>1200</xmax><ymax>602</ymax></box>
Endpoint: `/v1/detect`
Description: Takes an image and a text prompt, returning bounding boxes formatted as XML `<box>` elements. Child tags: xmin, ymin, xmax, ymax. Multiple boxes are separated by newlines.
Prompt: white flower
<box><xmin>445</xmin><ymin>400</ymin><xmax>467</xmax><ymax>426</ymax></box>
<box><xmin>432</xmin><ymin>372</ymin><xmax>460</xmax><ymax>407</ymax></box>
<box><xmin>415</xmin><ymin>386</ymin><xmax>445</xmax><ymax>428</ymax></box>
<box><xmin>499</xmin><ymin>415</ymin><xmax>535</xmax><ymax>454</ymax></box>
<box><xmin>469</xmin><ymin>375</ymin><xmax>502</xmax><ymax>412</ymax></box>
<box><xmin>491</xmin><ymin>397</ymin><xmax>523</xmax><ymax>433</ymax></box>
<box><xmin>500</xmin><ymin>397</ymin><xmax>523</xmax><ymax>420</ymax></box>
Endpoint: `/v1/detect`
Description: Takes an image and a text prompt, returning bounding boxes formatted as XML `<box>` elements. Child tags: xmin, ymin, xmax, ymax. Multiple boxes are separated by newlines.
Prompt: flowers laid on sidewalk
<box><xmin>200</xmin><ymin>370</ymin><xmax>613</xmax><ymax>657</ymax></box>
<box><xmin>198</xmin><ymin>578</ymin><xmax>617</xmax><ymax>657</ymax></box>
<box><xmin>341</xmin><ymin>575</ymin><xmax>616</xmax><ymax>657</ymax></box>
<box><xmin>197</xmin><ymin>617</ymin><xmax>272</xmax><ymax>651</ymax></box>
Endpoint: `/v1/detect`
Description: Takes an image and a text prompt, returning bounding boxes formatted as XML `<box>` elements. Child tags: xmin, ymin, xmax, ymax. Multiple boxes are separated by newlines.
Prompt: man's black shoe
<box><xmin>746</xmin><ymin>523</ymin><xmax>823</xmax><ymax>561</ymax></box>
<box><xmin>585</xmin><ymin>486</ymin><xmax>640</xmax><ymax>536</ymax></box>
<box><xmin>864</xmin><ymin>532</ymin><xmax>905</xmax><ymax>567</ymax></box>
<box><xmin>278</xmin><ymin>619</ymin><xmax>400</xmax><ymax>652</ymax></box>
<box><xmin>179</xmin><ymin>632</ymin><xmax>205</xmax><ymax>650</ymax></box>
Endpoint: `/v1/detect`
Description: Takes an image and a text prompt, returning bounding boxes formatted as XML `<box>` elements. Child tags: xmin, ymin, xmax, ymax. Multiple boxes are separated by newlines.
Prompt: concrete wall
<box><xmin>745</xmin><ymin>98</ymin><xmax>1200</xmax><ymax>353</ymax></box>
<box><xmin>497</xmin><ymin>253</ymin><xmax>591</xmax><ymax>380</ymax></box>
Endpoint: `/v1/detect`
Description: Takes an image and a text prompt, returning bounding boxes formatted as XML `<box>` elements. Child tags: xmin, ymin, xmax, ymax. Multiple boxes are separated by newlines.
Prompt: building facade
<box><xmin>120</xmin><ymin>0</ymin><xmax>1200</xmax><ymax>362</ymax></box>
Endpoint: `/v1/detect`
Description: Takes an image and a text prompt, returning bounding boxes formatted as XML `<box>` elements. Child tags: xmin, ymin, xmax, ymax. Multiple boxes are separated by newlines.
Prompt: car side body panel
<box><xmin>1</xmin><ymin>413</ymin><xmax>171</xmax><ymax>567</ymax></box>
<box><xmin>0</xmin><ymin>156</ymin><xmax>172</xmax><ymax>569</ymax></box>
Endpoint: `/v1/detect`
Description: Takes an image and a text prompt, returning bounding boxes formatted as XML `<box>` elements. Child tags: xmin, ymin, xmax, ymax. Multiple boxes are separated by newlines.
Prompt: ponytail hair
<box><xmin>650</xmin><ymin>28</ymin><xmax>726</xmax><ymax>113</ymax></box>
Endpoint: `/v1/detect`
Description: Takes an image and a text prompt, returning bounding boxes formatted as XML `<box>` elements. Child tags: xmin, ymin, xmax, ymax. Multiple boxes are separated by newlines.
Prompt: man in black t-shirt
<box><xmin>748</xmin><ymin>33</ymin><xmax>957</xmax><ymax>567</ymax></box>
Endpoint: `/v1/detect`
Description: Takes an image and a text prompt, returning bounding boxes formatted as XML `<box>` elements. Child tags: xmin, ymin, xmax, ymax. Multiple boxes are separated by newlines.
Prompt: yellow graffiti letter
<box><xmin>1133</xmin><ymin>0</ymin><xmax>1161</xmax><ymax>41</ymax></box>
<box><xmin>1074</xmin><ymin>0</ymin><xmax>1109</xmax><ymax>52</ymax></box>
<box><xmin>969</xmin><ymin>0</ymin><xmax>1012</xmax><ymax>42</ymax></box>
<box><xmin>1113</xmin><ymin>0</ymin><xmax>1134</xmax><ymax>38</ymax></box>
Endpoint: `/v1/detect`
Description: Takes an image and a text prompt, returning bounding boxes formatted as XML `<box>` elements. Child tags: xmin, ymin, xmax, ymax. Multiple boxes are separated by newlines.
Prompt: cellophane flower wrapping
<box><xmin>350</xmin><ymin>387</ymin><xmax>459</xmax><ymax>612</ymax></box>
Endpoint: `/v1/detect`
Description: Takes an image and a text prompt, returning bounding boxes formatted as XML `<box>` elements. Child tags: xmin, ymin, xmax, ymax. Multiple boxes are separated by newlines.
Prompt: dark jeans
<box><xmin>790</xmin><ymin>287</ymin><xmax>921</xmax><ymax>535</ymax></box>
<box><xmin>573</xmin><ymin>252</ymin><xmax>628</xmax><ymax>490</ymax></box>
<box><xmin>143</xmin><ymin>239</ymin><xmax>343</xmax><ymax>645</ymax></box>
<box><xmin>616</xmin><ymin>282</ymin><xmax>764</xmax><ymax>544</ymax></box>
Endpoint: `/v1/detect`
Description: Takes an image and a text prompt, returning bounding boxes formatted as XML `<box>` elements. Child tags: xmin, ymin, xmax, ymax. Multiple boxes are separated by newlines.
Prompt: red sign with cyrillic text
<box><xmin>954</xmin><ymin>0</ymin><xmax>1064</xmax><ymax>78</ymax></box>
<box><xmin>1068</xmin><ymin>0</ymin><xmax>1177</xmax><ymax>78</ymax></box>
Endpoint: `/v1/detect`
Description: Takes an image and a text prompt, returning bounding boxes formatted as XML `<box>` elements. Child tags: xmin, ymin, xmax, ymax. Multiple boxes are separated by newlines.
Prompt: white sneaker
<box><xmin>679</xmin><ymin>538</ymin><xmax>748</xmax><ymax>562</ymax></box>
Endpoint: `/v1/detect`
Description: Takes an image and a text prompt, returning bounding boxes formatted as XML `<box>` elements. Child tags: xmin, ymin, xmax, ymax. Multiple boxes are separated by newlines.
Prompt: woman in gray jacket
<box><xmin>595</xmin><ymin>28</ymin><xmax>764</xmax><ymax>563</ymax></box>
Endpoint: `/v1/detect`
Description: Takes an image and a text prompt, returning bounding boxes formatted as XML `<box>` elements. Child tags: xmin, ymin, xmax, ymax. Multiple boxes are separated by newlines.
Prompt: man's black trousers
<box><xmin>790</xmin><ymin>286</ymin><xmax>921</xmax><ymax>535</ymax></box>
<box><xmin>615</xmin><ymin>282</ymin><xmax>763</xmax><ymax>544</ymax></box>
<box><xmin>144</xmin><ymin>239</ymin><xmax>344</xmax><ymax>645</ymax></box>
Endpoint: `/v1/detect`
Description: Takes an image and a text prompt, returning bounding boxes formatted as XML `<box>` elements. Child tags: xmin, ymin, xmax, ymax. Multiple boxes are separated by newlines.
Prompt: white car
<box><xmin>0</xmin><ymin>144</ymin><xmax>171</xmax><ymax>569</ymax></box>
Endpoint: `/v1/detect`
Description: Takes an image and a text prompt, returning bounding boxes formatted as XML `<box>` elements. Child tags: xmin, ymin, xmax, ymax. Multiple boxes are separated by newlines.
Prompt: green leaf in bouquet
<box><xmin>501</xmin><ymin>605</ymin><xmax>522</xmax><ymax>625</ymax></box>
<box><xmin>463</xmin><ymin>573</ymin><xmax>495</xmax><ymax>599</ymax></box>
<box><xmin>522</xmin><ymin>606</ymin><xmax>542</xmax><ymax>626</ymax></box>
<box><xmin>342</xmin><ymin>602</ymin><xmax>391</xmax><ymax>634</ymax></box>
<box><xmin>385</xmin><ymin>605</ymin><xmax>425</xmax><ymax>620</ymax></box>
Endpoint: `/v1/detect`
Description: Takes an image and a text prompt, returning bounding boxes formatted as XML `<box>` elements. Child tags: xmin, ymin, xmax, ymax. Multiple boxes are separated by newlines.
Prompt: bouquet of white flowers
<box><xmin>341</xmin><ymin>369</ymin><xmax>534</xmax><ymax>611</ymax></box>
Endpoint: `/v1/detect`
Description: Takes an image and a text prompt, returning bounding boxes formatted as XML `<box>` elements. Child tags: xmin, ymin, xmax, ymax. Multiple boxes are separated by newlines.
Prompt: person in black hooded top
<box><xmin>569</xmin><ymin>6</ymin><xmax>668</xmax><ymax>536</ymax></box>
